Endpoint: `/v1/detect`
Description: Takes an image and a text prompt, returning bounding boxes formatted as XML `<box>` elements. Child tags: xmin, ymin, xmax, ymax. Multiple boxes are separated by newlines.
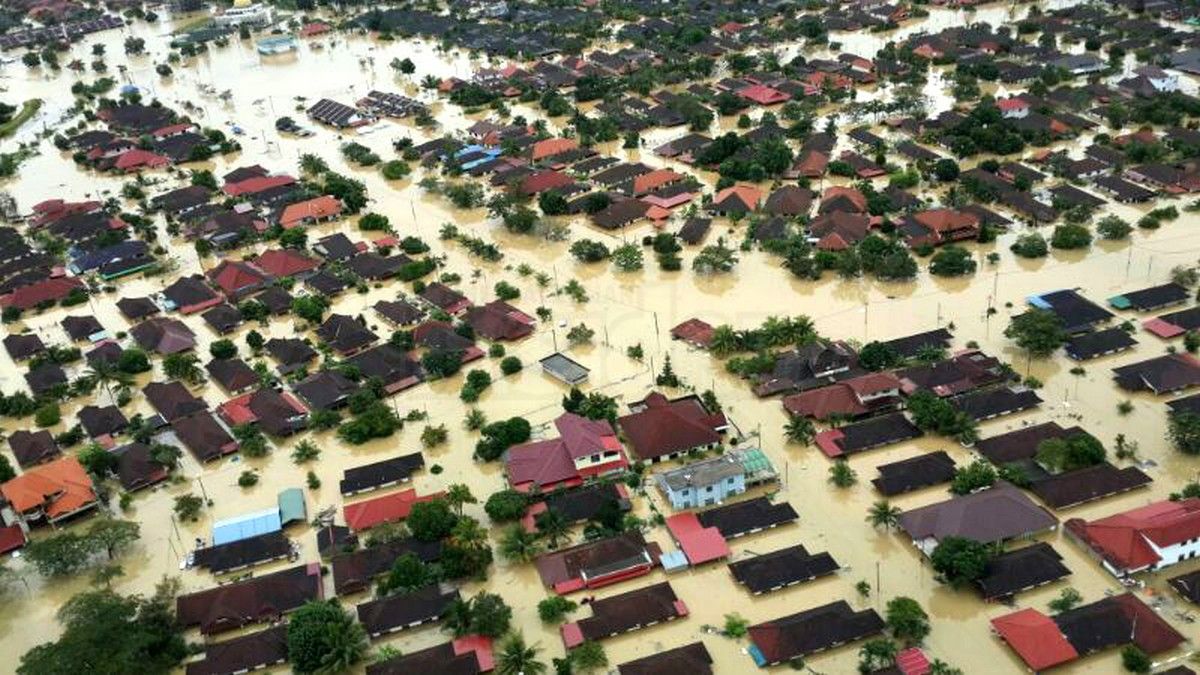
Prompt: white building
<box><xmin>213</xmin><ymin>2</ymin><xmax>273</xmax><ymax>28</ymax></box>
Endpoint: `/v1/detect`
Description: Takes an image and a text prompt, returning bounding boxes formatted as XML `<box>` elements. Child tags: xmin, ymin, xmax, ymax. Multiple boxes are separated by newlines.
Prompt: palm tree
<box><xmin>709</xmin><ymin>325</ymin><xmax>739</xmax><ymax>357</ymax></box>
<box><xmin>784</xmin><ymin>415</ymin><xmax>815</xmax><ymax>446</ymax></box>
<box><xmin>496</xmin><ymin>633</ymin><xmax>547</xmax><ymax>675</ymax></box>
<box><xmin>535</xmin><ymin>509</ymin><xmax>569</xmax><ymax>549</ymax></box>
<box><xmin>449</xmin><ymin>517</ymin><xmax>489</xmax><ymax>555</ymax></box>
<box><xmin>787</xmin><ymin>315</ymin><xmax>817</xmax><ymax>346</ymax></box>
<box><xmin>446</xmin><ymin>483</ymin><xmax>477</xmax><ymax>516</ymax></box>
<box><xmin>443</xmin><ymin>597</ymin><xmax>474</xmax><ymax>638</ymax></box>
<box><xmin>316</xmin><ymin>606</ymin><xmax>369</xmax><ymax>673</ymax></box>
<box><xmin>163</xmin><ymin>353</ymin><xmax>203</xmax><ymax>385</ymax></box>
<box><xmin>760</xmin><ymin>315</ymin><xmax>789</xmax><ymax>347</ymax></box>
<box><xmin>828</xmin><ymin>460</ymin><xmax>857</xmax><ymax>488</ymax></box>
<box><xmin>570</xmin><ymin>640</ymin><xmax>608</xmax><ymax>672</ymax></box>
<box><xmin>86</xmin><ymin>360</ymin><xmax>131</xmax><ymax>406</ymax></box>
<box><xmin>499</xmin><ymin>524</ymin><xmax>544</xmax><ymax>564</ymax></box>
<box><xmin>867</xmin><ymin>500</ymin><xmax>902</xmax><ymax>531</ymax></box>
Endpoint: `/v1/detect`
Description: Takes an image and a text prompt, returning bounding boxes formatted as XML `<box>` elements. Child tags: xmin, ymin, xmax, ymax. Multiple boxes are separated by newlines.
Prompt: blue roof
<box><xmin>212</xmin><ymin>507</ymin><xmax>282</xmax><ymax>545</ymax></box>
<box><xmin>747</xmin><ymin>644</ymin><xmax>767</xmax><ymax>668</ymax></box>
<box><xmin>69</xmin><ymin>240</ymin><xmax>149</xmax><ymax>273</ymax></box>
<box><xmin>659</xmin><ymin>549</ymin><xmax>689</xmax><ymax>572</ymax></box>
<box><xmin>277</xmin><ymin>488</ymin><xmax>306</xmax><ymax>525</ymax></box>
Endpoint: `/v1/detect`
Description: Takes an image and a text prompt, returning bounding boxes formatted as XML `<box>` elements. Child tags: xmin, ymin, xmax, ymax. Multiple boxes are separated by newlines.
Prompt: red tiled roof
<box><xmin>633</xmin><ymin>169</ymin><xmax>683</xmax><ymax>195</ymax></box>
<box><xmin>991</xmin><ymin>609</ymin><xmax>1078</xmax><ymax>672</ymax></box>
<box><xmin>280</xmin><ymin>196</ymin><xmax>342</xmax><ymax>229</ymax></box>
<box><xmin>996</xmin><ymin>98</ymin><xmax>1029</xmax><ymax>111</ymax></box>
<box><xmin>520</xmin><ymin>170</ymin><xmax>574</xmax><ymax>195</ymax></box>
<box><xmin>224</xmin><ymin>175</ymin><xmax>296</xmax><ymax>197</ymax></box>
<box><xmin>1</xmin><ymin>456</ymin><xmax>97</xmax><ymax>519</ymax></box>
<box><xmin>531</xmin><ymin>138</ymin><xmax>579</xmax><ymax>161</ymax></box>
<box><xmin>153</xmin><ymin>122</ymin><xmax>195</xmax><ymax>137</ymax></box>
<box><xmin>253</xmin><ymin>249</ymin><xmax>320</xmax><ymax>278</ymax></box>
<box><xmin>0</xmin><ymin>276</ymin><xmax>84</xmax><ymax>310</ymax></box>
<box><xmin>618</xmin><ymin>393</ymin><xmax>726</xmax><ymax>460</ymax></box>
<box><xmin>912</xmin><ymin>209</ymin><xmax>980</xmax><ymax>234</ymax></box>
<box><xmin>737</xmin><ymin>83</ymin><xmax>790</xmax><ymax>105</ymax></box>
<box><xmin>670</xmin><ymin>318</ymin><xmax>715</xmax><ymax>347</ymax></box>
<box><xmin>0</xmin><ymin>525</ymin><xmax>26</xmax><ymax>555</ymax></box>
<box><xmin>207</xmin><ymin>260</ymin><xmax>270</xmax><ymax>297</ymax></box>
<box><xmin>343</xmin><ymin>488</ymin><xmax>444</xmax><ymax>531</ymax></box>
<box><xmin>1065</xmin><ymin>499</ymin><xmax>1200</xmax><ymax>573</ymax></box>
<box><xmin>114</xmin><ymin>149</ymin><xmax>170</xmax><ymax>171</ymax></box>
<box><xmin>665</xmin><ymin>512</ymin><xmax>730</xmax><ymax>565</ymax></box>
<box><xmin>896</xmin><ymin>648</ymin><xmax>931</xmax><ymax>675</ymax></box>
<box><xmin>712</xmin><ymin>185</ymin><xmax>762</xmax><ymax>211</ymax></box>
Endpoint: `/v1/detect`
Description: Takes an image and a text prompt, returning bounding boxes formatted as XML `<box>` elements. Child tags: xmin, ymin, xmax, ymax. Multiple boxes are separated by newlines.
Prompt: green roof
<box><xmin>277</xmin><ymin>488</ymin><xmax>306</xmax><ymax>525</ymax></box>
<box><xmin>1107</xmin><ymin>294</ymin><xmax>1131</xmax><ymax>310</ymax></box>
<box><xmin>738</xmin><ymin>447</ymin><xmax>774</xmax><ymax>476</ymax></box>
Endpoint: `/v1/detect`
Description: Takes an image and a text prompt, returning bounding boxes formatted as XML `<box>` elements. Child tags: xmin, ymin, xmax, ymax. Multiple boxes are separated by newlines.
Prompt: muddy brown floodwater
<box><xmin>2</xmin><ymin>3</ymin><xmax>1200</xmax><ymax>674</ymax></box>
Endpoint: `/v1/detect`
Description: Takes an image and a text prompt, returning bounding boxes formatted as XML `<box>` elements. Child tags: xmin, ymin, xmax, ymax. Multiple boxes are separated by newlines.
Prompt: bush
<box><xmin>1096</xmin><ymin>215</ymin><xmax>1132</xmax><ymax>240</ymax></box>
<box><xmin>538</xmin><ymin>596</ymin><xmax>577</xmax><ymax>624</ymax></box>
<box><xmin>1050</xmin><ymin>223</ymin><xmax>1092</xmax><ymax>250</ymax></box>
<box><xmin>238</xmin><ymin>470</ymin><xmax>258</xmax><ymax>488</ymax></box>
<box><xmin>209</xmin><ymin>339</ymin><xmax>237</xmax><ymax>359</ymax></box>
<box><xmin>499</xmin><ymin>356</ymin><xmax>523</xmax><ymax>375</ymax></box>
<box><xmin>381</xmin><ymin>160</ymin><xmax>410</xmax><ymax>180</ymax></box>
<box><xmin>1010</xmin><ymin>232</ymin><xmax>1048</xmax><ymax>258</ymax></box>
<box><xmin>35</xmin><ymin>403</ymin><xmax>61</xmax><ymax>427</ymax></box>
<box><xmin>928</xmin><ymin>245</ymin><xmax>976</xmax><ymax>276</ymax></box>
<box><xmin>570</xmin><ymin>239</ymin><xmax>610</xmax><ymax>263</ymax></box>
<box><xmin>485</xmin><ymin>489</ymin><xmax>529</xmax><ymax>522</ymax></box>
<box><xmin>358</xmin><ymin>213</ymin><xmax>391</xmax><ymax>232</ymax></box>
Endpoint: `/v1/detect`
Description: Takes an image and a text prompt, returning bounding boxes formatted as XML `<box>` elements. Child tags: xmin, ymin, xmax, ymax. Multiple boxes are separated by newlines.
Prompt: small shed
<box><xmin>540</xmin><ymin>353</ymin><xmax>590</xmax><ymax>385</ymax></box>
<box><xmin>278</xmin><ymin>488</ymin><xmax>307</xmax><ymax>526</ymax></box>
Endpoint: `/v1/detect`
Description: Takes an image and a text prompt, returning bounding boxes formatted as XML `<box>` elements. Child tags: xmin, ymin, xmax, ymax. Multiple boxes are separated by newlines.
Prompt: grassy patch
<box><xmin>0</xmin><ymin>99</ymin><xmax>42</xmax><ymax>138</ymax></box>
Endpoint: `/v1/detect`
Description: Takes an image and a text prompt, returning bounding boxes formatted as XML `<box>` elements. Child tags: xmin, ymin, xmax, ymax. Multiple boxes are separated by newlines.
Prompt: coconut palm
<box><xmin>828</xmin><ymin>460</ymin><xmax>857</xmax><ymax>488</ymax></box>
<box><xmin>569</xmin><ymin>640</ymin><xmax>608</xmax><ymax>672</ymax></box>
<box><xmin>443</xmin><ymin>597</ymin><xmax>474</xmax><ymax>638</ymax></box>
<box><xmin>163</xmin><ymin>353</ymin><xmax>203</xmax><ymax>385</ymax></box>
<box><xmin>86</xmin><ymin>359</ymin><xmax>131</xmax><ymax>406</ymax></box>
<box><xmin>314</xmin><ymin>605</ymin><xmax>369</xmax><ymax>673</ymax></box>
<box><xmin>498</xmin><ymin>524</ymin><xmax>544</xmax><ymax>564</ymax></box>
<box><xmin>496</xmin><ymin>633</ymin><xmax>546</xmax><ymax>675</ymax></box>
<box><xmin>784</xmin><ymin>415</ymin><xmax>815</xmax><ymax>446</ymax></box>
<box><xmin>867</xmin><ymin>500</ymin><xmax>902</xmax><ymax>531</ymax></box>
<box><xmin>446</xmin><ymin>483</ymin><xmax>477</xmax><ymax>516</ymax></box>
<box><xmin>708</xmin><ymin>324</ymin><xmax>739</xmax><ymax>357</ymax></box>
<box><xmin>535</xmin><ymin>509</ymin><xmax>569</xmax><ymax>550</ymax></box>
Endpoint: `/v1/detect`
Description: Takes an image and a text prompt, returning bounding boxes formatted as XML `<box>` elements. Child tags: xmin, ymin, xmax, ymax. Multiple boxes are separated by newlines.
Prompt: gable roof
<box><xmin>897</xmin><ymin>482</ymin><xmax>1058</xmax><ymax>545</ymax></box>
<box><xmin>1064</xmin><ymin>498</ymin><xmax>1200</xmax><ymax>573</ymax></box>
<box><xmin>617</xmin><ymin>392</ymin><xmax>726</xmax><ymax>460</ymax></box>
<box><xmin>0</xmin><ymin>456</ymin><xmax>96</xmax><ymax>519</ymax></box>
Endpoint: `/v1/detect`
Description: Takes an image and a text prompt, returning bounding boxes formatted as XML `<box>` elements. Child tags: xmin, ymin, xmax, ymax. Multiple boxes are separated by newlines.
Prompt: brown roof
<box><xmin>617</xmin><ymin>392</ymin><xmax>726</xmax><ymax>460</ymax></box>
<box><xmin>897</xmin><ymin>482</ymin><xmax>1058</xmax><ymax>545</ymax></box>
<box><xmin>176</xmin><ymin>563</ymin><xmax>323</xmax><ymax>634</ymax></box>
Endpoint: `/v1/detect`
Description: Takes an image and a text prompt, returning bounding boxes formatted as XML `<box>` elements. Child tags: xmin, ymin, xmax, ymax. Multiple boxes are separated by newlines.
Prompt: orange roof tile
<box><xmin>1</xmin><ymin>456</ymin><xmax>96</xmax><ymax>519</ymax></box>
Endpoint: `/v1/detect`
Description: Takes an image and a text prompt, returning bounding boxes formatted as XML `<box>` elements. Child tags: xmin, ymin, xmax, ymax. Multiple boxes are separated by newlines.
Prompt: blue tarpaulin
<box><xmin>211</xmin><ymin>507</ymin><xmax>282</xmax><ymax>545</ymax></box>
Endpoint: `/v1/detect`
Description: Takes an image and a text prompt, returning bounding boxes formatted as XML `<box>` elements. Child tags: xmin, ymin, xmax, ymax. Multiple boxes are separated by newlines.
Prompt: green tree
<box><xmin>1120</xmin><ymin>645</ymin><xmax>1151</xmax><ymax>673</ymax></box>
<box><xmin>857</xmin><ymin>638</ymin><xmax>898</xmax><ymax>674</ymax></box>
<box><xmin>611</xmin><ymin>243</ymin><xmax>644</xmax><ymax>271</ymax></box>
<box><xmin>173</xmin><ymin>493</ymin><xmax>204</xmax><ymax>522</ymax></box>
<box><xmin>291</xmin><ymin>440</ymin><xmax>321</xmax><ymax>464</ymax></box>
<box><xmin>1169</xmin><ymin>411</ymin><xmax>1200</xmax><ymax>455</ymax></box>
<box><xmin>828</xmin><ymin>460</ymin><xmax>857</xmax><ymax>488</ymax></box>
<box><xmin>535</xmin><ymin>509</ymin><xmax>570</xmax><ymax>549</ymax></box>
<box><xmin>928</xmin><ymin>245</ymin><xmax>977</xmax><ymax>276</ymax></box>
<box><xmin>445</xmin><ymin>483</ymin><xmax>477</xmax><ymax>516</ymax></box>
<box><xmin>86</xmin><ymin>518</ymin><xmax>140</xmax><ymax>560</ymax></box>
<box><xmin>287</xmin><ymin>600</ymin><xmax>368</xmax><ymax>674</ymax></box>
<box><xmin>1004</xmin><ymin>308</ymin><xmax>1067</xmax><ymax>359</ymax></box>
<box><xmin>407</xmin><ymin>499</ymin><xmax>458</xmax><ymax>541</ymax></box>
<box><xmin>18</xmin><ymin>580</ymin><xmax>187</xmax><ymax>675</ymax></box>
<box><xmin>949</xmin><ymin>460</ymin><xmax>997</xmax><ymax>495</ymax></box>
<box><xmin>570</xmin><ymin>641</ymin><xmax>607</xmax><ymax>672</ymax></box>
<box><xmin>23</xmin><ymin>531</ymin><xmax>95</xmax><ymax>577</ymax></box>
<box><xmin>885</xmin><ymin>597</ymin><xmax>930</xmax><ymax>645</ymax></box>
<box><xmin>930</xmin><ymin>536</ymin><xmax>992</xmax><ymax>588</ymax></box>
<box><xmin>1048</xmin><ymin>587</ymin><xmax>1082</xmax><ymax>614</ymax></box>
<box><xmin>162</xmin><ymin>353</ymin><xmax>203</xmax><ymax>385</ymax></box>
<box><xmin>496</xmin><ymin>632</ymin><xmax>546</xmax><ymax>675</ymax></box>
<box><xmin>378</xmin><ymin>553</ymin><xmax>434</xmax><ymax>595</ymax></box>
<box><xmin>537</xmin><ymin>595</ymin><xmax>577</xmax><ymax>624</ymax></box>
<box><xmin>209</xmin><ymin>339</ymin><xmax>237</xmax><ymax>359</ymax></box>
<box><xmin>784</xmin><ymin>415</ymin><xmax>815</xmax><ymax>445</ymax></box>
<box><xmin>866</xmin><ymin>500</ymin><xmax>902</xmax><ymax>530</ymax></box>
<box><xmin>485</xmin><ymin>490</ymin><xmax>529</xmax><ymax>522</ymax></box>
<box><xmin>467</xmin><ymin>592</ymin><xmax>512</xmax><ymax>638</ymax></box>
<box><xmin>723</xmin><ymin>612</ymin><xmax>750</xmax><ymax>638</ymax></box>
<box><xmin>499</xmin><ymin>524</ymin><xmax>544</xmax><ymax>563</ymax></box>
